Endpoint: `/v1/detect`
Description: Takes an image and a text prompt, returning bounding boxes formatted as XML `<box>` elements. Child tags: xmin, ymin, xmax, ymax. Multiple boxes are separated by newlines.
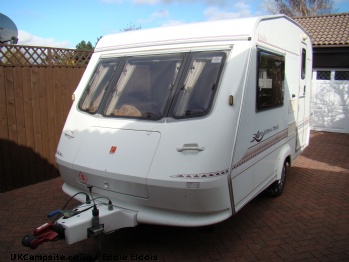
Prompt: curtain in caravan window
<box><xmin>103</xmin><ymin>54</ymin><xmax>184</xmax><ymax>119</ymax></box>
<box><xmin>175</xmin><ymin>60</ymin><xmax>205</xmax><ymax>115</ymax></box>
<box><xmin>173</xmin><ymin>51</ymin><xmax>225</xmax><ymax>118</ymax></box>
<box><xmin>79</xmin><ymin>59</ymin><xmax>119</xmax><ymax>113</ymax></box>
<box><xmin>104</xmin><ymin>63</ymin><xmax>136</xmax><ymax>115</ymax></box>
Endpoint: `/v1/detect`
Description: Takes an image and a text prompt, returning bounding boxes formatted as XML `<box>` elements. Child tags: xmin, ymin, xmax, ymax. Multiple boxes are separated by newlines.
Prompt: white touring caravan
<box><xmin>22</xmin><ymin>15</ymin><xmax>312</xmax><ymax>250</ymax></box>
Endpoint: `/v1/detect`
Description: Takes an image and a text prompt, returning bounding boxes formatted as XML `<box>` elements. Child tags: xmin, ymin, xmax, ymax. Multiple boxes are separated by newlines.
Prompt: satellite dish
<box><xmin>0</xmin><ymin>13</ymin><xmax>18</xmax><ymax>44</ymax></box>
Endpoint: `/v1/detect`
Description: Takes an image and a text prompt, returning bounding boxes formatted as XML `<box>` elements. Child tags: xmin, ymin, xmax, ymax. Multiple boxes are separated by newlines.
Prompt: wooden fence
<box><xmin>0</xmin><ymin>44</ymin><xmax>92</xmax><ymax>192</ymax></box>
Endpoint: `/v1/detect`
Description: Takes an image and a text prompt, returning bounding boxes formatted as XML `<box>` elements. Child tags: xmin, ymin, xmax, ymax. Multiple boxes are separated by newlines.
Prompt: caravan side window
<box><xmin>301</xmin><ymin>48</ymin><xmax>306</xmax><ymax>80</ymax></box>
<box><xmin>256</xmin><ymin>50</ymin><xmax>285</xmax><ymax>111</ymax></box>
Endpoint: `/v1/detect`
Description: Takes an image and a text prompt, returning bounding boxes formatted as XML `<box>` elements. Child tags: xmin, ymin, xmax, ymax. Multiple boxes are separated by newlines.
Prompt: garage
<box><xmin>311</xmin><ymin>69</ymin><xmax>349</xmax><ymax>133</ymax></box>
<box><xmin>295</xmin><ymin>13</ymin><xmax>349</xmax><ymax>133</ymax></box>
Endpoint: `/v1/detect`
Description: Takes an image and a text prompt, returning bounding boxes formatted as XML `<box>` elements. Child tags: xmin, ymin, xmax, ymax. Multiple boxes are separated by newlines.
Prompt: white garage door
<box><xmin>311</xmin><ymin>69</ymin><xmax>349</xmax><ymax>133</ymax></box>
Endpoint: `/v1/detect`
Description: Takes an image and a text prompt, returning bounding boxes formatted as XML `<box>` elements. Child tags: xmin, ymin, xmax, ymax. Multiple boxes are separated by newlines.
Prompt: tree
<box><xmin>120</xmin><ymin>23</ymin><xmax>141</xmax><ymax>32</ymax></box>
<box><xmin>75</xmin><ymin>23</ymin><xmax>142</xmax><ymax>51</ymax></box>
<box><xmin>75</xmin><ymin>40</ymin><xmax>94</xmax><ymax>51</ymax></box>
<box><xmin>265</xmin><ymin>0</ymin><xmax>336</xmax><ymax>17</ymax></box>
<box><xmin>74</xmin><ymin>40</ymin><xmax>93</xmax><ymax>66</ymax></box>
<box><xmin>95</xmin><ymin>36</ymin><xmax>103</xmax><ymax>47</ymax></box>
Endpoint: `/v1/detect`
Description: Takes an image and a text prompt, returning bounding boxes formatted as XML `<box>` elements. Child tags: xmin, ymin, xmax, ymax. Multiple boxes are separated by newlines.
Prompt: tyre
<box><xmin>266</xmin><ymin>161</ymin><xmax>286</xmax><ymax>197</ymax></box>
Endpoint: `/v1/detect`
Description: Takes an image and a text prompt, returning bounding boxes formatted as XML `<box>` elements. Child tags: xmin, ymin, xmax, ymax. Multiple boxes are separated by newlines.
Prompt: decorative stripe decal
<box><xmin>232</xmin><ymin>129</ymin><xmax>288</xmax><ymax>170</ymax></box>
<box><xmin>171</xmin><ymin>169</ymin><xmax>229</xmax><ymax>179</ymax></box>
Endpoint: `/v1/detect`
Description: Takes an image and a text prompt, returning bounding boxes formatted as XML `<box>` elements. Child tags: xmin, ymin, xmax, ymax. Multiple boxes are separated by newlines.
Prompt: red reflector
<box><xmin>109</xmin><ymin>146</ymin><xmax>117</xmax><ymax>154</ymax></box>
<box><xmin>78</xmin><ymin>172</ymin><xmax>88</xmax><ymax>184</ymax></box>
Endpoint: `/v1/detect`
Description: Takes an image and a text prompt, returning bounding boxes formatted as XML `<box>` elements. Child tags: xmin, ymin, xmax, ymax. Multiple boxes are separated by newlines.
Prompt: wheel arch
<box><xmin>276</xmin><ymin>145</ymin><xmax>292</xmax><ymax>180</ymax></box>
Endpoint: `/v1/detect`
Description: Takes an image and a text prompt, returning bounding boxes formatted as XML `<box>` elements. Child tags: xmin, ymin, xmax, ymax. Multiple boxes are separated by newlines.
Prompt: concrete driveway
<box><xmin>1</xmin><ymin>131</ymin><xmax>348</xmax><ymax>261</ymax></box>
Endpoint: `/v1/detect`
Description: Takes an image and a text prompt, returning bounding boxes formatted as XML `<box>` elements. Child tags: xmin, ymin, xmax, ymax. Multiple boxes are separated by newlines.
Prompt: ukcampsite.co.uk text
<box><xmin>11</xmin><ymin>253</ymin><xmax>158</xmax><ymax>261</ymax></box>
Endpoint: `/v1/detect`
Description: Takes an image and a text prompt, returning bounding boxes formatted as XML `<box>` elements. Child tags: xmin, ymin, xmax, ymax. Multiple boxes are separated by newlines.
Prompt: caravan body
<box><xmin>55</xmin><ymin>15</ymin><xmax>312</xmax><ymax>241</ymax></box>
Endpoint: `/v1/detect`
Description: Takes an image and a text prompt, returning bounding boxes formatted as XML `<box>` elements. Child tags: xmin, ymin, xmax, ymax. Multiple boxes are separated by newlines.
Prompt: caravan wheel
<box><xmin>266</xmin><ymin>161</ymin><xmax>286</xmax><ymax>197</ymax></box>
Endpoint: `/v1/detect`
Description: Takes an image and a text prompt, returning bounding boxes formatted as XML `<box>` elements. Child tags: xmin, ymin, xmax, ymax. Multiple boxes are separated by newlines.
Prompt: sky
<box><xmin>1</xmin><ymin>0</ymin><xmax>349</xmax><ymax>49</ymax></box>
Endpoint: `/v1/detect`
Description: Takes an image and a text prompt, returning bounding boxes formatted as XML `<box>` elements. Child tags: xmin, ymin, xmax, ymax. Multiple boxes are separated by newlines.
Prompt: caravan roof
<box><xmin>95</xmin><ymin>15</ymin><xmax>300</xmax><ymax>52</ymax></box>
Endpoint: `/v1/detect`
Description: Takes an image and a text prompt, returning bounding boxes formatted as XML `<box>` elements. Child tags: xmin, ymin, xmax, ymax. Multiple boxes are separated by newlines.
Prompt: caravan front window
<box><xmin>79</xmin><ymin>58</ymin><xmax>120</xmax><ymax>114</ymax></box>
<box><xmin>78</xmin><ymin>51</ymin><xmax>227</xmax><ymax>120</ymax></box>
<box><xmin>104</xmin><ymin>54</ymin><xmax>184</xmax><ymax>119</ymax></box>
<box><xmin>172</xmin><ymin>52</ymin><xmax>226</xmax><ymax>118</ymax></box>
<box><xmin>256</xmin><ymin>50</ymin><xmax>285</xmax><ymax>111</ymax></box>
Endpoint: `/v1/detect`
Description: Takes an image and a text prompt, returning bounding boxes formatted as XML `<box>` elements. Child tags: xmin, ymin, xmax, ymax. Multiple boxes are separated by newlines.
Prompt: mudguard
<box><xmin>276</xmin><ymin>145</ymin><xmax>292</xmax><ymax>180</ymax></box>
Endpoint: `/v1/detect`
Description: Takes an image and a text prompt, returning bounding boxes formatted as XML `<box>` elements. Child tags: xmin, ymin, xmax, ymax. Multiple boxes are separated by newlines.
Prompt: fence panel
<box><xmin>0</xmin><ymin>44</ymin><xmax>92</xmax><ymax>192</ymax></box>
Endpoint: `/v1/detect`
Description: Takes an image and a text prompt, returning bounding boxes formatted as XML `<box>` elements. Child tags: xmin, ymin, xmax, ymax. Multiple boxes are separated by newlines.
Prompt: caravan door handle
<box><xmin>176</xmin><ymin>143</ymin><xmax>205</xmax><ymax>152</ymax></box>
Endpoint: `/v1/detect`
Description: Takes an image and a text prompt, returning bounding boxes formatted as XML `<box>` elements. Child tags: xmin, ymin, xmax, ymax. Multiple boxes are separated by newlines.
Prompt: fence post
<box><xmin>47</xmin><ymin>47</ymin><xmax>52</xmax><ymax>66</ymax></box>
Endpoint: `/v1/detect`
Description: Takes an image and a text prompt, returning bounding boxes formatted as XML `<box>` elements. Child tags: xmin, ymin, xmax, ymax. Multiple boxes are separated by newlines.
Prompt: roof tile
<box><xmin>294</xmin><ymin>13</ymin><xmax>349</xmax><ymax>47</ymax></box>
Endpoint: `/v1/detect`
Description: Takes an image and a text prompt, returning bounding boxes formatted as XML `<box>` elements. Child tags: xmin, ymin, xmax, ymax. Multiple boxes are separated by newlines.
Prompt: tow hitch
<box><xmin>21</xmin><ymin>186</ymin><xmax>138</xmax><ymax>260</ymax></box>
